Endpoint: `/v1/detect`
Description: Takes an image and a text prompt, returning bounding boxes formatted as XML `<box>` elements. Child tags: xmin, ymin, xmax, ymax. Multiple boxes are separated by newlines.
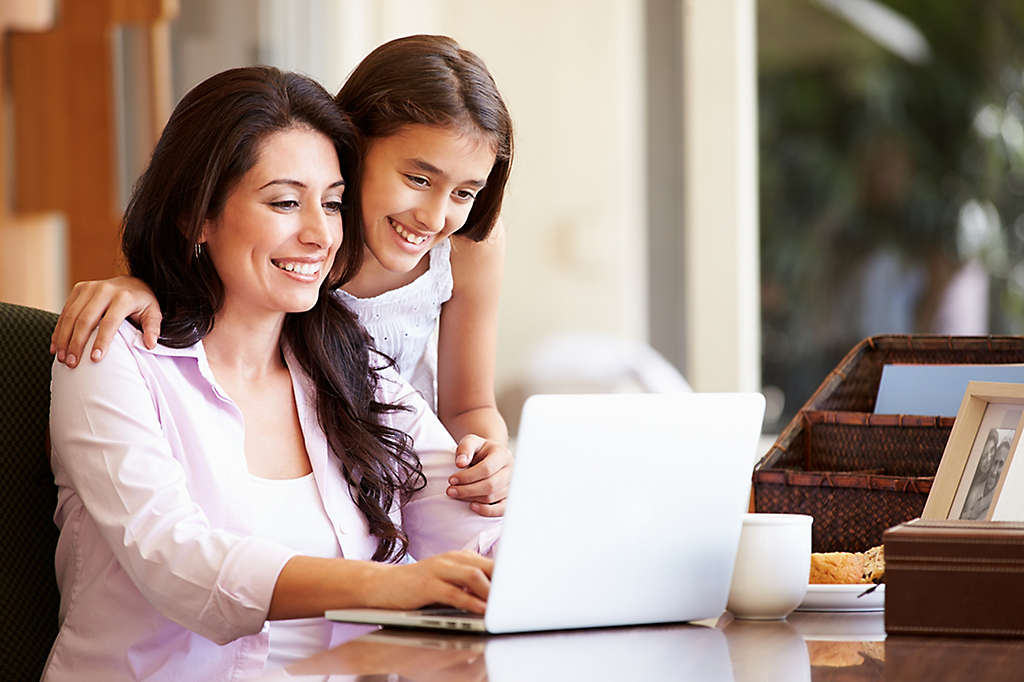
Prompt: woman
<box><xmin>45</xmin><ymin>66</ymin><xmax>500</xmax><ymax>680</ymax></box>
<box><xmin>50</xmin><ymin>35</ymin><xmax>514</xmax><ymax>516</ymax></box>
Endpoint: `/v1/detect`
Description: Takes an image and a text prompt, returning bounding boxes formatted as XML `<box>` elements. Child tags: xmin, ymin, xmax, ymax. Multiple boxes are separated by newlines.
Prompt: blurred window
<box><xmin>759</xmin><ymin>0</ymin><xmax>1024</xmax><ymax>430</ymax></box>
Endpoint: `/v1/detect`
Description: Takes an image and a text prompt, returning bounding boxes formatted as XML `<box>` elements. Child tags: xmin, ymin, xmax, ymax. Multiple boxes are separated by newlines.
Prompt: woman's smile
<box><xmin>271</xmin><ymin>257</ymin><xmax>327</xmax><ymax>279</ymax></box>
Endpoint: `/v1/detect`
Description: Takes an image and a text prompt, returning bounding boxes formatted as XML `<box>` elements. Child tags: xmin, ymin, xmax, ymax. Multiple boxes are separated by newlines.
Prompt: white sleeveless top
<box><xmin>245</xmin><ymin>473</ymin><xmax>341</xmax><ymax>667</ymax></box>
<box><xmin>335</xmin><ymin>239</ymin><xmax>454</xmax><ymax>411</ymax></box>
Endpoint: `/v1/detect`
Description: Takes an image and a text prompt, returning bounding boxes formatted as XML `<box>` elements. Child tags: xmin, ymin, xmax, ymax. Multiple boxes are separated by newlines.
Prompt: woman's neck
<box><xmin>203</xmin><ymin>306</ymin><xmax>287</xmax><ymax>381</ymax></box>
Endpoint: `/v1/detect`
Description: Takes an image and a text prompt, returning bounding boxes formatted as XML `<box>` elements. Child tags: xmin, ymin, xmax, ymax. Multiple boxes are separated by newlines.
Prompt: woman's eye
<box><xmin>271</xmin><ymin>200</ymin><xmax>300</xmax><ymax>210</ymax></box>
<box><xmin>404</xmin><ymin>174</ymin><xmax>429</xmax><ymax>187</ymax></box>
<box><xmin>454</xmin><ymin>189</ymin><xmax>478</xmax><ymax>202</ymax></box>
<box><xmin>323</xmin><ymin>201</ymin><xmax>343</xmax><ymax>214</ymax></box>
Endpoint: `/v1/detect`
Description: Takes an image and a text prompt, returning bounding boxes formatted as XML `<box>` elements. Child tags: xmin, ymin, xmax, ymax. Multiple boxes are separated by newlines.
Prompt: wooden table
<box><xmin>252</xmin><ymin>611</ymin><xmax>1024</xmax><ymax>681</ymax></box>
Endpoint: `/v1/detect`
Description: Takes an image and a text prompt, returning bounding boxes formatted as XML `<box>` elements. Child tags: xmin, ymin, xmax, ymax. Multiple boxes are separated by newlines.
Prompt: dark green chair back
<box><xmin>0</xmin><ymin>302</ymin><xmax>60</xmax><ymax>679</ymax></box>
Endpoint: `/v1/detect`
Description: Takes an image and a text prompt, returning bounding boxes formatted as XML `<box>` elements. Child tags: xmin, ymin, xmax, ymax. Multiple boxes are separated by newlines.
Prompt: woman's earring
<box><xmin>194</xmin><ymin>242</ymin><xmax>203</xmax><ymax>260</ymax></box>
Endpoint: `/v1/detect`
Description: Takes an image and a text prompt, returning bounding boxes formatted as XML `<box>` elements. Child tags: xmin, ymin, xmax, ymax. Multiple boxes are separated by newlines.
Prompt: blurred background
<box><xmin>3</xmin><ymin>0</ymin><xmax>1024</xmax><ymax>437</ymax></box>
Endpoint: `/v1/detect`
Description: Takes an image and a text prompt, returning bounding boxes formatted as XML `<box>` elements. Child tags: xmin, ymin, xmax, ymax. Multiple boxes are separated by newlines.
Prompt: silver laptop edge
<box><xmin>327</xmin><ymin>392</ymin><xmax>764</xmax><ymax>634</ymax></box>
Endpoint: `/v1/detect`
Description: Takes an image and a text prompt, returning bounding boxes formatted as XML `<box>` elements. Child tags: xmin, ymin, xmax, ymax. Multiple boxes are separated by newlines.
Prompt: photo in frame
<box><xmin>922</xmin><ymin>382</ymin><xmax>1024</xmax><ymax>521</ymax></box>
<box><xmin>992</xmin><ymin>416</ymin><xmax>1024</xmax><ymax>520</ymax></box>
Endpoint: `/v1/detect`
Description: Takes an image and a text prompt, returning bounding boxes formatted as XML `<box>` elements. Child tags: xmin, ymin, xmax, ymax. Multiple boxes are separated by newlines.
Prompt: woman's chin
<box><xmin>278</xmin><ymin>294</ymin><xmax>322</xmax><ymax>315</ymax></box>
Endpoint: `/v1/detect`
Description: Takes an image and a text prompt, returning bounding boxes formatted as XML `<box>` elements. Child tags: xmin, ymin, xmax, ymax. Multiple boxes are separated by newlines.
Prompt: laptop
<box><xmin>326</xmin><ymin>392</ymin><xmax>765</xmax><ymax>634</ymax></box>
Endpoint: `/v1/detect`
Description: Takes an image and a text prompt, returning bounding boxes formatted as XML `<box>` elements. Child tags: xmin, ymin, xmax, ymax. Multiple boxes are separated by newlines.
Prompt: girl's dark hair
<box><xmin>335</xmin><ymin>35</ymin><xmax>513</xmax><ymax>282</ymax></box>
<box><xmin>121</xmin><ymin>65</ymin><xmax>423</xmax><ymax>562</ymax></box>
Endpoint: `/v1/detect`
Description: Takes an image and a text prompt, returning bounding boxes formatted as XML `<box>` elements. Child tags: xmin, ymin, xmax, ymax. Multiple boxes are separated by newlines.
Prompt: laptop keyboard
<box><xmin>417</xmin><ymin>607</ymin><xmax>484</xmax><ymax>620</ymax></box>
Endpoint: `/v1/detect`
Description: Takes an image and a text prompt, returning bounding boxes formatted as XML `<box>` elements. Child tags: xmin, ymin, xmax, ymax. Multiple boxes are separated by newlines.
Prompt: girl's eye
<box><xmin>404</xmin><ymin>174</ymin><xmax>429</xmax><ymax>187</ymax></box>
<box><xmin>323</xmin><ymin>201</ymin><xmax>343</xmax><ymax>214</ymax></box>
<box><xmin>454</xmin><ymin>189</ymin><xmax>478</xmax><ymax>202</ymax></box>
<box><xmin>271</xmin><ymin>200</ymin><xmax>300</xmax><ymax>210</ymax></box>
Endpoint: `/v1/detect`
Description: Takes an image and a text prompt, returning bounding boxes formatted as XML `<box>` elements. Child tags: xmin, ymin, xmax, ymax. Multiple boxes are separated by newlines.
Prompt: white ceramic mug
<box><xmin>726</xmin><ymin>513</ymin><xmax>812</xmax><ymax>620</ymax></box>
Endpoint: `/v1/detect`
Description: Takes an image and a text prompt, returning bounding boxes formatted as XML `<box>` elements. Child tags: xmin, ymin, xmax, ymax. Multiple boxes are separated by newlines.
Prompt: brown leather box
<box><xmin>884</xmin><ymin>519</ymin><xmax>1024</xmax><ymax>637</ymax></box>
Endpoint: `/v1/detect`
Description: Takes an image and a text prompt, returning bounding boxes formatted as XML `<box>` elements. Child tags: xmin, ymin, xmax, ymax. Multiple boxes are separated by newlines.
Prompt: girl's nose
<box><xmin>414</xmin><ymin>194</ymin><xmax>447</xmax><ymax>233</ymax></box>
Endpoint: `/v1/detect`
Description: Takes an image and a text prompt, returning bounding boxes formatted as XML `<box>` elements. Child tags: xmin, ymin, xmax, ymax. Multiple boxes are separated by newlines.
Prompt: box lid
<box><xmin>884</xmin><ymin>519</ymin><xmax>1024</xmax><ymax>561</ymax></box>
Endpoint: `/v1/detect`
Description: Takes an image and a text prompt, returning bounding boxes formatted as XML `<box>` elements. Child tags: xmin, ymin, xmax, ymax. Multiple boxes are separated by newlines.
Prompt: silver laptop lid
<box><xmin>485</xmin><ymin>392</ymin><xmax>764</xmax><ymax>634</ymax></box>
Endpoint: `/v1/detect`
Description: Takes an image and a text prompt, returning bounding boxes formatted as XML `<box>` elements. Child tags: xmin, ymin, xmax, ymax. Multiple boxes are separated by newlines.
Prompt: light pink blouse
<box><xmin>44</xmin><ymin>322</ymin><xmax>501</xmax><ymax>681</ymax></box>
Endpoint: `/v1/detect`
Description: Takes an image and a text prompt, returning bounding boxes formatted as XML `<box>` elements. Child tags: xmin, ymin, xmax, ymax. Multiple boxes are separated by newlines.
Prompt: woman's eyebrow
<box><xmin>406</xmin><ymin>158</ymin><xmax>487</xmax><ymax>189</ymax></box>
<box><xmin>259</xmin><ymin>179</ymin><xmax>305</xmax><ymax>189</ymax></box>
<box><xmin>258</xmin><ymin>178</ymin><xmax>345</xmax><ymax>190</ymax></box>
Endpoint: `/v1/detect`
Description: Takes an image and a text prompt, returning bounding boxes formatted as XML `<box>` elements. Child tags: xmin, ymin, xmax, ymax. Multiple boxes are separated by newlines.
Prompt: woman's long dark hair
<box><xmin>334</xmin><ymin>35</ymin><xmax>514</xmax><ymax>283</ymax></box>
<box><xmin>121</xmin><ymin>66</ymin><xmax>423</xmax><ymax>562</ymax></box>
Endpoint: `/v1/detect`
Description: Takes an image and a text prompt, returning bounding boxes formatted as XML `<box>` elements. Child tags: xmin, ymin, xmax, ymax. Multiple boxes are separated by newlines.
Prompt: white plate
<box><xmin>795</xmin><ymin>584</ymin><xmax>884</xmax><ymax>612</ymax></box>
<box><xmin>788</xmin><ymin>611</ymin><xmax>886</xmax><ymax>641</ymax></box>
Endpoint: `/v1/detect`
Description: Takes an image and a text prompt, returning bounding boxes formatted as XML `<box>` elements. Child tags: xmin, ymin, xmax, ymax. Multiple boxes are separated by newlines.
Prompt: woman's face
<box><xmin>202</xmin><ymin>126</ymin><xmax>345</xmax><ymax>318</ymax></box>
<box><xmin>359</xmin><ymin>123</ymin><xmax>497</xmax><ymax>275</ymax></box>
<box><xmin>979</xmin><ymin>434</ymin><xmax>999</xmax><ymax>472</ymax></box>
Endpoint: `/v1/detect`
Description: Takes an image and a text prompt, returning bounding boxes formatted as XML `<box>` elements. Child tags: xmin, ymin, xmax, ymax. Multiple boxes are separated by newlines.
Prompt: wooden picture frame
<box><xmin>922</xmin><ymin>381</ymin><xmax>1024</xmax><ymax>521</ymax></box>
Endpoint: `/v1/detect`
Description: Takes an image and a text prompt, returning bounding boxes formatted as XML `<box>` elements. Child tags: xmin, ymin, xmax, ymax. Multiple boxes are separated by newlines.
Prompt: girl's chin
<box><xmin>374</xmin><ymin>246</ymin><xmax>428</xmax><ymax>273</ymax></box>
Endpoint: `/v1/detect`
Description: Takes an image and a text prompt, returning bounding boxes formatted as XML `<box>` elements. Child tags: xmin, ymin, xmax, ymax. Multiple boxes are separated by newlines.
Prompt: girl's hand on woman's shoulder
<box><xmin>446</xmin><ymin>435</ymin><xmax>513</xmax><ymax>517</ymax></box>
<box><xmin>51</xmin><ymin>275</ymin><xmax>162</xmax><ymax>366</ymax></box>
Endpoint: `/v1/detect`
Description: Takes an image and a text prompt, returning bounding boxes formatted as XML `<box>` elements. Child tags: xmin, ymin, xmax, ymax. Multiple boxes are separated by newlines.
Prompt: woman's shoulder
<box><xmin>51</xmin><ymin>323</ymin><xmax>151</xmax><ymax>400</ymax></box>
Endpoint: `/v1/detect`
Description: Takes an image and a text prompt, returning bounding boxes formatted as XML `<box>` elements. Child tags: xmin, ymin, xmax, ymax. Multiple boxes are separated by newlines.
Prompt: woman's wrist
<box><xmin>269</xmin><ymin>556</ymin><xmax>393</xmax><ymax>619</ymax></box>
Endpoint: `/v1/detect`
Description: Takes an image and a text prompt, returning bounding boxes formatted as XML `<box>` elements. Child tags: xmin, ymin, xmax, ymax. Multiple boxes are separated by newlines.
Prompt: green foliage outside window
<box><xmin>760</xmin><ymin>0</ymin><xmax>1024</xmax><ymax>429</ymax></box>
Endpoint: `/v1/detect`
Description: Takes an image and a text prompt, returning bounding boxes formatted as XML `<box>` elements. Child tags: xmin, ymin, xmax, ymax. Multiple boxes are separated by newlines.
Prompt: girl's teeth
<box><xmin>390</xmin><ymin>219</ymin><xmax>426</xmax><ymax>245</ymax></box>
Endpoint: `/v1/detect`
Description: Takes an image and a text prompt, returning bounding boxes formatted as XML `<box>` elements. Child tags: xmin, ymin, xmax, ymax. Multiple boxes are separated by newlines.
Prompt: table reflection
<box><xmin>254</xmin><ymin>610</ymin><xmax>1024</xmax><ymax>682</ymax></box>
<box><xmin>264</xmin><ymin>622</ymin><xmax>732</xmax><ymax>681</ymax></box>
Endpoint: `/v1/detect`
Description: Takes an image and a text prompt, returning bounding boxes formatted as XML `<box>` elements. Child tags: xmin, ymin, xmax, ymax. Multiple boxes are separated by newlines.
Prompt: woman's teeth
<box><xmin>390</xmin><ymin>219</ymin><xmax>427</xmax><ymax>245</ymax></box>
<box><xmin>273</xmin><ymin>261</ymin><xmax>319</xmax><ymax>275</ymax></box>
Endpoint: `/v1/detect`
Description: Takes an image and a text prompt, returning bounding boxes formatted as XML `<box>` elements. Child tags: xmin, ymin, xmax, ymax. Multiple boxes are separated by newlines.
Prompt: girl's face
<box><xmin>202</xmin><ymin>127</ymin><xmax>345</xmax><ymax>319</ymax></box>
<box><xmin>359</xmin><ymin>124</ymin><xmax>497</xmax><ymax>275</ymax></box>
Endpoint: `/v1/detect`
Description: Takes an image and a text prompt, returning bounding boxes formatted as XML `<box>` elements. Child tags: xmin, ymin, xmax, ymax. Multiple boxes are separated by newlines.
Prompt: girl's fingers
<box><xmin>470</xmin><ymin>500</ymin><xmax>506</xmax><ymax>518</ymax></box>
<box><xmin>91</xmin><ymin>297</ymin><xmax>135</xmax><ymax>361</ymax></box>
<box><xmin>448</xmin><ymin>464</ymin><xmax>511</xmax><ymax>501</ymax></box>
<box><xmin>51</xmin><ymin>283</ymin><xmax>94</xmax><ymax>358</ymax></box>
<box><xmin>139</xmin><ymin>305</ymin><xmax>163</xmax><ymax>349</ymax></box>
<box><xmin>51</xmin><ymin>277</ymin><xmax>163</xmax><ymax>362</ymax></box>
<box><xmin>449</xmin><ymin>446</ymin><xmax>511</xmax><ymax>486</ymax></box>
<box><xmin>455</xmin><ymin>434</ymin><xmax>486</xmax><ymax>468</ymax></box>
<box><xmin>90</xmin><ymin>296</ymin><xmax>163</xmax><ymax>360</ymax></box>
<box><xmin>66</xmin><ymin>294</ymin><xmax>120</xmax><ymax>366</ymax></box>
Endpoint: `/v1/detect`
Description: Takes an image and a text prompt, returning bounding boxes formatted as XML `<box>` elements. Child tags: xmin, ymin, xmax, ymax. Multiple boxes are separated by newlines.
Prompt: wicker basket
<box><xmin>754</xmin><ymin>335</ymin><xmax>1024</xmax><ymax>552</ymax></box>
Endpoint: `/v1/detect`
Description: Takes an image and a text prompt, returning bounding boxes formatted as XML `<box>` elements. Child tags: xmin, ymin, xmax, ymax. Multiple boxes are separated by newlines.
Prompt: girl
<box><xmin>50</xmin><ymin>35</ymin><xmax>514</xmax><ymax>516</ymax></box>
<box><xmin>46</xmin><ymin>66</ymin><xmax>500</xmax><ymax>680</ymax></box>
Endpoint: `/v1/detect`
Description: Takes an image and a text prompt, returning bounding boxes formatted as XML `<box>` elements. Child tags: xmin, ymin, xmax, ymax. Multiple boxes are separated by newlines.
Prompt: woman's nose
<box><xmin>301</xmin><ymin>205</ymin><xmax>338</xmax><ymax>248</ymax></box>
